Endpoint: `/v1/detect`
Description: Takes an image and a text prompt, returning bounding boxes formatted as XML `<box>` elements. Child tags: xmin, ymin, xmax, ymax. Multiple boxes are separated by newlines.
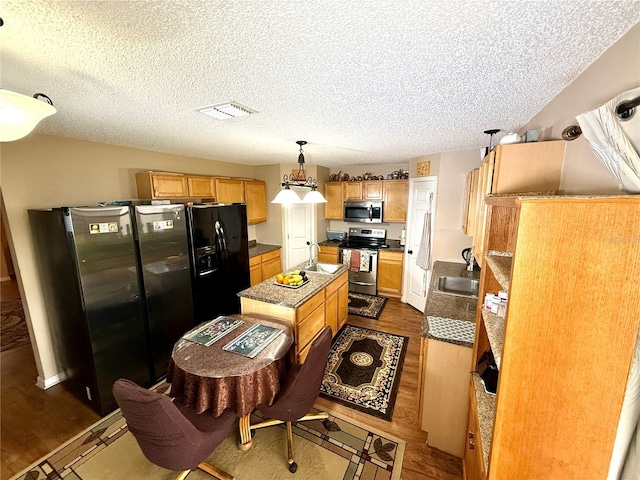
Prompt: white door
<box><xmin>283</xmin><ymin>187</ymin><xmax>316</xmax><ymax>270</ymax></box>
<box><xmin>402</xmin><ymin>177</ymin><xmax>437</xmax><ymax>312</ymax></box>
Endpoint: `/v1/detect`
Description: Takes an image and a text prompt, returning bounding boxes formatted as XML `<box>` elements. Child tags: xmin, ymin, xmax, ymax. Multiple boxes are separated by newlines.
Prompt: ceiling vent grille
<box><xmin>196</xmin><ymin>101</ymin><xmax>257</xmax><ymax>120</ymax></box>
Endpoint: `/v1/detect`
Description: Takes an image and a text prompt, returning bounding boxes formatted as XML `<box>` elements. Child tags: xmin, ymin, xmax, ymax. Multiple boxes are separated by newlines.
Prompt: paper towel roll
<box><xmin>400</xmin><ymin>228</ymin><xmax>406</xmax><ymax>246</ymax></box>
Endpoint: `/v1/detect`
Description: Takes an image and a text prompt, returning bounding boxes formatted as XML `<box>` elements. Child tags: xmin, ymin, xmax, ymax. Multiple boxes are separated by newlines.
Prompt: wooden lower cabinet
<box><xmin>249</xmin><ymin>248</ymin><xmax>282</xmax><ymax>286</ymax></box>
<box><xmin>377</xmin><ymin>250</ymin><xmax>403</xmax><ymax>297</ymax></box>
<box><xmin>463</xmin><ymin>386</ymin><xmax>486</xmax><ymax>480</ymax></box>
<box><xmin>317</xmin><ymin>245</ymin><xmax>340</xmax><ymax>264</ymax></box>
<box><xmin>240</xmin><ymin>270</ymin><xmax>348</xmax><ymax>363</ymax></box>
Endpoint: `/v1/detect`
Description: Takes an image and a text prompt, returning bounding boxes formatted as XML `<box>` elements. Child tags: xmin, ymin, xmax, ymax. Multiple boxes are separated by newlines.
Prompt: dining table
<box><xmin>166</xmin><ymin>313</ymin><xmax>294</xmax><ymax>450</ymax></box>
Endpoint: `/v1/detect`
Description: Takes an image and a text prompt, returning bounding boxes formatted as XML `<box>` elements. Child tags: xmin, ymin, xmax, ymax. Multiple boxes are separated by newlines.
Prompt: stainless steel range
<box><xmin>340</xmin><ymin>227</ymin><xmax>388</xmax><ymax>295</ymax></box>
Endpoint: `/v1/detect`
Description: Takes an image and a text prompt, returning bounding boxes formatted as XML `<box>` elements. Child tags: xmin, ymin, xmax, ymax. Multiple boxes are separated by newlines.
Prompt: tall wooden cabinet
<box><xmin>466</xmin><ymin>195</ymin><xmax>640</xmax><ymax>479</ymax></box>
<box><xmin>471</xmin><ymin>141</ymin><xmax>565</xmax><ymax>267</ymax></box>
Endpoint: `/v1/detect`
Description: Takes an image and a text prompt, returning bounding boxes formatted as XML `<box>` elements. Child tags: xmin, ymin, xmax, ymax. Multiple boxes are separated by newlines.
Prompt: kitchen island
<box><xmin>238</xmin><ymin>263</ymin><xmax>348</xmax><ymax>362</ymax></box>
<box><xmin>419</xmin><ymin>261</ymin><xmax>479</xmax><ymax>458</ymax></box>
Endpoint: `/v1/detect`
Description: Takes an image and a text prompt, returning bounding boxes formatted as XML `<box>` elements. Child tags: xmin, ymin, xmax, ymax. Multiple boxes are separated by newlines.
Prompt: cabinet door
<box><xmin>244</xmin><ymin>180</ymin><xmax>267</xmax><ymax>224</ymax></box>
<box><xmin>383</xmin><ymin>180</ymin><xmax>408</xmax><ymax>222</ymax></box>
<box><xmin>187</xmin><ymin>176</ymin><xmax>216</xmax><ymax>198</ymax></box>
<box><xmin>342</xmin><ymin>182</ymin><xmax>363</xmax><ymax>200</ymax></box>
<box><xmin>215</xmin><ymin>178</ymin><xmax>245</xmax><ymax>203</ymax></box>
<box><xmin>250</xmin><ymin>265</ymin><xmax>262</xmax><ymax>286</ymax></box>
<box><xmin>363</xmin><ymin>181</ymin><xmax>383</xmax><ymax>200</ymax></box>
<box><xmin>324</xmin><ymin>182</ymin><xmax>343</xmax><ymax>220</ymax></box>
<box><xmin>135</xmin><ymin>172</ymin><xmax>187</xmax><ymax>199</ymax></box>
<box><xmin>318</xmin><ymin>245</ymin><xmax>339</xmax><ymax>264</ymax></box>
<box><xmin>462</xmin><ymin>169</ymin><xmax>479</xmax><ymax>235</ymax></box>
<box><xmin>463</xmin><ymin>391</ymin><xmax>479</xmax><ymax>480</ymax></box>
<box><xmin>337</xmin><ymin>281</ymin><xmax>348</xmax><ymax>330</ymax></box>
<box><xmin>377</xmin><ymin>251</ymin><xmax>403</xmax><ymax>296</ymax></box>
<box><xmin>325</xmin><ymin>290</ymin><xmax>338</xmax><ymax>335</ymax></box>
<box><xmin>261</xmin><ymin>249</ymin><xmax>281</xmax><ymax>279</ymax></box>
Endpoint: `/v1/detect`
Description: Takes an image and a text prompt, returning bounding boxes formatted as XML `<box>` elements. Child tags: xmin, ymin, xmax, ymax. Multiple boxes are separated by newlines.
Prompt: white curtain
<box><xmin>576</xmin><ymin>86</ymin><xmax>640</xmax><ymax>193</ymax></box>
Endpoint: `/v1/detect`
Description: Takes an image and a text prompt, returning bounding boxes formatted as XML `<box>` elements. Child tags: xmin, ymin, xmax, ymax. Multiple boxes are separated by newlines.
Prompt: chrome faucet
<box><xmin>467</xmin><ymin>252</ymin><xmax>476</xmax><ymax>272</ymax></box>
<box><xmin>307</xmin><ymin>242</ymin><xmax>321</xmax><ymax>267</ymax></box>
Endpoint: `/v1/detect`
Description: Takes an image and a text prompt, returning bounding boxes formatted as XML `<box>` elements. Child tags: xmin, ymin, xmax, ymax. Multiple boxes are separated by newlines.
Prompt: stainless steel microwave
<box><xmin>343</xmin><ymin>201</ymin><xmax>383</xmax><ymax>223</ymax></box>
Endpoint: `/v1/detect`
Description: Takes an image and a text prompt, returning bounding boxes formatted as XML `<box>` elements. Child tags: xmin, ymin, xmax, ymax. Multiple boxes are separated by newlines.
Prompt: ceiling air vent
<box><xmin>196</xmin><ymin>101</ymin><xmax>257</xmax><ymax>120</ymax></box>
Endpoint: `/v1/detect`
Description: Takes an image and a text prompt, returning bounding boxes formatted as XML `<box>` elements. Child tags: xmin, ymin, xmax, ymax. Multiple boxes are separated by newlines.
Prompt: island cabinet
<box><xmin>467</xmin><ymin>195</ymin><xmax>640</xmax><ymax>480</ymax></box>
<box><xmin>470</xmin><ymin>141</ymin><xmax>565</xmax><ymax>268</ymax></box>
<box><xmin>239</xmin><ymin>269</ymin><xmax>348</xmax><ymax>363</ymax></box>
<box><xmin>376</xmin><ymin>250</ymin><xmax>403</xmax><ymax>297</ymax></box>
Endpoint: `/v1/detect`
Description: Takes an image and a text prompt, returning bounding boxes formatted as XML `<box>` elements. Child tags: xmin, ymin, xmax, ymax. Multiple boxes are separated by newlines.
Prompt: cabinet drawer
<box><xmin>297</xmin><ymin>304</ymin><xmax>325</xmax><ymax>352</ymax></box>
<box><xmin>261</xmin><ymin>249</ymin><xmax>281</xmax><ymax>263</ymax></box>
<box><xmin>297</xmin><ymin>290</ymin><xmax>324</xmax><ymax>320</ymax></box>
<box><xmin>378</xmin><ymin>250</ymin><xmax>403</xmax><ymax>262</ymax></box>
<box><xmin>249</xmin><ymin>255</ymin><xmax>261</xmax><ymax>267</ymax></box>
<box><xmin>297</xmin><ymin>329</ymin><xmax>323</xmax><ymax>363</ymax></box>
<box><xmin>325</xmin><ymin>271</ymin><xmax>348</xmax><ymax>297</ymax></box>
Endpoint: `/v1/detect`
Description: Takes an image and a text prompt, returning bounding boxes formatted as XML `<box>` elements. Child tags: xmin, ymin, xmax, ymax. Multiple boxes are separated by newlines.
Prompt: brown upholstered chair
<box><xmin>249</xmin><ymin>326</ymin><xmax>333</xmax><ymax>473</ymax></box>
<box><xmin>113</xmin><ymin>378</ymin><xmax>235</xmax><ymax>480</ymax></box>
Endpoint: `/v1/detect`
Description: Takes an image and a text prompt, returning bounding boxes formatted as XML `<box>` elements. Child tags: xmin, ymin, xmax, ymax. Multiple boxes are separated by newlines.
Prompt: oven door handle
<box><xmin>350</xmin><ymin>280</ymin><xmax>376</xmax><ymax>286</ymax></box>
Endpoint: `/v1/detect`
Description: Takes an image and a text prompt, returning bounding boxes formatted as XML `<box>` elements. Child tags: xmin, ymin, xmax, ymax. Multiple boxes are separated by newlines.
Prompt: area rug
<box><xmin>9</xmin><ymin>382</ymin><xmax>405</xmax><ymax>480</ymax></box>
<box><xmin>348</xmin><ymin>292</ymin><xmax>388</xmax><ymax>320</ymax></box>
<box><xmin>321</xmin><ymin>325</ymin><xmax>408</xmax><ymax>421</ymax></box>
<box><xmin>1</xmin><ymin>299</ymin><xmax>30</xmax><ymax>352</ymax></box>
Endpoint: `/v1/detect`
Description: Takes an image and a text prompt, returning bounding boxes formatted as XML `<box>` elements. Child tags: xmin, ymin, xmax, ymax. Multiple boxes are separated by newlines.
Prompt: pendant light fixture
<box><xmin>0</xmin><ymin>90</ymin><xmax>56</xmax><ymax>142</ymax></box>
<box><xmin>272</xmin><ymin>141</ymin><xmax>328</xmax><ymax>204</ymax></box>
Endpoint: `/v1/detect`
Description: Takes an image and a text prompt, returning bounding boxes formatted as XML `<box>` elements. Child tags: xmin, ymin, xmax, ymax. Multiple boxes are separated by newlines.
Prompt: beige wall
<box><xmin>520</xmin><ymin>23</ymin><xmax>640</xmax><ymax>194</ymax></box>
<box><xmin>0</xmin><ymin>134</ymin><xmax>254</xmax><ymax>386</ymax></box>
<box><xmin>410</xmin><ymin>150</ymin><xmax>478</xmax><ymax>263</ymax></box>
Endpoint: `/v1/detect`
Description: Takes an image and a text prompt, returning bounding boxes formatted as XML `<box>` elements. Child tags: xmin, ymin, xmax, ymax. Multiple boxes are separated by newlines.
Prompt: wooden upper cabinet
<box><xmin>462</xmin><ymin>169</ymin><xmax>479</xmax><ymax>235</ymax></box>
<box><xmin>244</xmin><ymin>180</ymin><xmax>267</xmax><ymax>225</ymax></box>
<box><xmin>383</xmin><ymin>180</ymin><xmax>408</xmax><ymax>222</ymax></box>
<box><xmin>187</xmin><ymin>175</ymin><xmax>216</xmax><ymax>198</ymax></box>
<box><xmin>342</xmin><ymin>182</ymin><xmax>363</xmax><ymax>200</ymax></box>
<box><xmin>363</xmin><ymin>181</ymin><xmax>383</xmax><ymax>200</ymax></box>
<box><xmin>324</xmin><ymin>182</ymin><xmax>343</xmax><ymax>220</ymax></box>
<box><xmin>135</xmin><ymin>172</ymin><xmax>188</xmax><ymax>199</ymax></box>
<box><xmin>215</xmin><ymin>178</ymin><xmax>245</xmax><ymax>203</ymax></box>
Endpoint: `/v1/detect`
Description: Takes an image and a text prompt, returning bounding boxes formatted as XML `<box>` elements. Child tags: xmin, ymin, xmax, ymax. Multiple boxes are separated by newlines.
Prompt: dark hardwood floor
<box><xmin>1</xmin><ymin>279</ymin><xmax>462</xmax><ymax>479</ymax></box>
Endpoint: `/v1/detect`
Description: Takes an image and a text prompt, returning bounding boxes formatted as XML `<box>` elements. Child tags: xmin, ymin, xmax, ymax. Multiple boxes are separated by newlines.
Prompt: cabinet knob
<box><xmin>469</xmin><ymin>440</ymin><xmax>475</xmax><ymax>450</ymax></box>
<box><xmin>469</xmin><ymin>431</ymin><xmax>474</xmax><ymax>439</ymax></box>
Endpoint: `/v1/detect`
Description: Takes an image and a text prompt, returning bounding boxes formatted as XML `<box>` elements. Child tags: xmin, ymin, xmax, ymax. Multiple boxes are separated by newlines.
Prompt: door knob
<box><xmin>407</xmin><ymin>250</ymin><xmax>413</xmax><ymax>254</ymax></box>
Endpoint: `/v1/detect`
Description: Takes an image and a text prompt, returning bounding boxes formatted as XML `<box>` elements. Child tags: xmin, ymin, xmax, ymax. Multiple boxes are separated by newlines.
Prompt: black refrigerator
<box><xmin>186</xmin><ymin>203</ymin><xmax>250</xmax><ymax>323</ymax></box>
<box><xmin>29</xmin><ymin>204</ymin><xmax>194</xmax><ymax>415</ymax></box>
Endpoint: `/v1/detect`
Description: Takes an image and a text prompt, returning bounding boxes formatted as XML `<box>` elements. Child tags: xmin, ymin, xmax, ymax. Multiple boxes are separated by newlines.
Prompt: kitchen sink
<box><xmin>305</xmin><ymin>262</ymin><xmax>342</xmax><ymax>275</ymax></box>
<box><xmin>435</xmin><ymin>276</ymin><xmax>479</xmax><ymax>297</ymax></box>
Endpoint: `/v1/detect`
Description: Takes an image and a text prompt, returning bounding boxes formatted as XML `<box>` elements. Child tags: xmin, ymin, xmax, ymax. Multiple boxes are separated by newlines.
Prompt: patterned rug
<box><xmin>347</xmin><ymin>292</ymin><xmax>388</xmax><ymax>320</ymax></box>
<box><xmin>321</xmin><ymin>325</ymin><xmax>408</xmax><ymax>421</ymax></box>
<box><xmin>10</xmin><ymin>382</ymin><xmax>405</xmax><ymax>480</ymax></box>
<box><xmin>1</xmin><ymin>299</ymin><xmax>31</xmax><ymax>352</ymax></box>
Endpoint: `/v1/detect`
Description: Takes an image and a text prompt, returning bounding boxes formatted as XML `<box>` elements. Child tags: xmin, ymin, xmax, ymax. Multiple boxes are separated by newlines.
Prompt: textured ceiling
<box><xmin>1</xmin><ymin>1</ymin><xmax>639</xmax><ymax>167</ymax></box>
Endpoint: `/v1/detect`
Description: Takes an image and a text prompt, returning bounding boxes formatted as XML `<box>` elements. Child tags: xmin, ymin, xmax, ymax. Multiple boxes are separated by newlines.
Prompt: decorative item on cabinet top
<box><xmin>328</xmin><ymin>172</ymin><xmax>386</xmax><ymax>181</ymax></box>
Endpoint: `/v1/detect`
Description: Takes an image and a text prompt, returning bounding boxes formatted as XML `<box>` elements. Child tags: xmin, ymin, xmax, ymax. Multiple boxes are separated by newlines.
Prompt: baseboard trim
<box><xmin>36</xmin><ymin>371</ymin><xmax>69</xmax><ymax>390</ymax></box>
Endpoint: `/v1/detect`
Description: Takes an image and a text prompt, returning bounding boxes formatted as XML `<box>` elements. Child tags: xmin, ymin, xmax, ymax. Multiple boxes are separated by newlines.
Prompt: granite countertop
<box><xmin>237</xmin><ymin>262</ymin><xmax>348</xmax><ymax>309</ymax></box>
<box><xmin>248</xmin><ymin>241</ymin><xmax>281</xmax><ymax>258</ymax></box>
<box><xmin>422</xmin><ymin>261</ymin><xmax>479</xmax><ymax>347</ymax></box>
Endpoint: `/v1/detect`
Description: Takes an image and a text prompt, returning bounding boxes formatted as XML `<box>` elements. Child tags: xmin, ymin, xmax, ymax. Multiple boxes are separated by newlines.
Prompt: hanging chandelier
<box><xmin>272</xmin><ymin>141</ymin><xmax>328</xmax><ymax>204</ymax></box>
<box><xmin>0</xmin><ymin>89</ymin><xmax>56</xmax><ymax>142</ymax></box>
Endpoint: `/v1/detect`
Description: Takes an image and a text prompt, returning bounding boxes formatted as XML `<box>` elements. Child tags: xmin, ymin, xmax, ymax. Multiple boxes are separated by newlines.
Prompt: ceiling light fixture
<box><xmin>272</xmin><ymin>141</ymin><xmax>328</xmax><ymax>204</ymax></box>
<box><xmin>196</xmin><ymin>101</ymin><xmax>257</xmax><ymax>120</ymax></box>
<box><xmin>0</xmin><ymin>89</ymin><xmax>56</xmax><ymax>142</ymax></box>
